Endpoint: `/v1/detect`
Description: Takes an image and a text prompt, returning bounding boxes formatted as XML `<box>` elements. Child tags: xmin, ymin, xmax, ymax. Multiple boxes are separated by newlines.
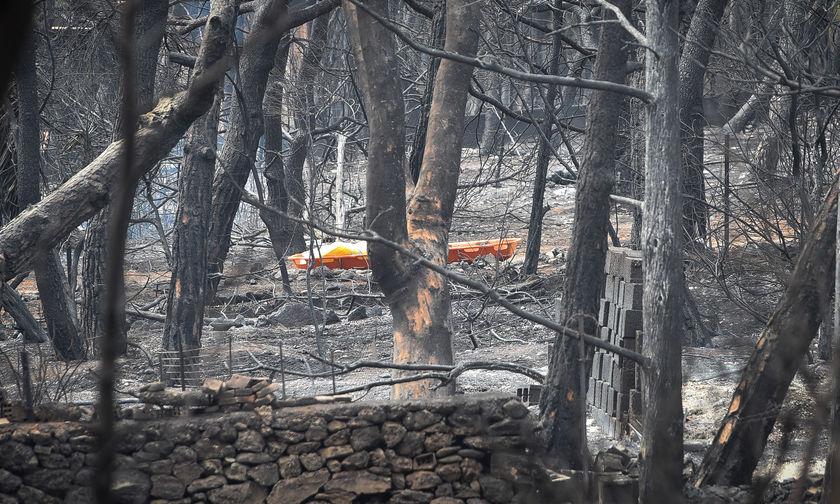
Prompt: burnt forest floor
<box><xmin>0</xmin><ymin>145</ymin><xmax>831</xmax><ymax>499</ymax></box>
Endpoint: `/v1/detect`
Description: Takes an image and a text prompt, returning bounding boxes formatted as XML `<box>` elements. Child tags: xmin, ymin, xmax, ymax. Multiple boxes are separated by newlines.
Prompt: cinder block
<box><xmin>599</xmin><ymin>299</ymin><xmax>611</xmax><ymax>326</ymax></box>
<box><xmin>623</xmin><ymin>282</ymin><xmax>643</xmax><ymax>310</ymax></box>
<box><xmin>614</xmin><ymin>366</ymin><xmax>635</xmax><ymax>395</ymax></box>
<box><xmin>598</xmin><ymin>381</ymin><xmax>606</xmax><ymax>411</ymax></box>
<box><xmin>587</xmin><ymin>377</ymin><xmax>596</xmax><ymax>405</ymax></box>
<box><xmin>605</xmin><ymin>248</ymin><xmax>624</xmax><ymax>276</ymax></box>
<box><xmin>600</xmin><ymin>326</ymin><xmax>611</xmax><ymax>343</ymax></box>
<box><xmin>606</xmin><ymin>386</ymin><xmax>615</xmax><ymax>414</ymax></box>
<box><xmin>592</xmin><ymin>352</ymin><xmax>602</xmax><ymax>379</ymax></box>
<box><xmin>604</xmin><ymin>275</ymin><xmax>617</xmax><ymax>302</ymax></box>
<box><xmin>620</xmin><ymin>309</ymin><xmax>643</xmax><ymax>340</ymax></box>
<box><xmin>617</xmin><ymin>279</ymin><xmax>626</xmax><ymax>308</ymax></box>
<box><xmin>629</xmin><ymin>389</ymin><xmax>642</xmax><ymax>416</ymax></box>
<box><xmin>621</xmin><ymin>250</ymin><xmax>643</xmax><ymax>282</ymax></box>
<box><xmin>617</xmin><ymin>392</ymin><xmax>628</xmax><ymax>416</ymax></box>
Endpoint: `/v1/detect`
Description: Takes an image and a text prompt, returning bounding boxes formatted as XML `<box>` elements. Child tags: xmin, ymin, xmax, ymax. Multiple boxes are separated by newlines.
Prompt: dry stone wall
<box><xmin>0</xmin><ymin>393</ymin><xmax>546</xmax><ymax>504</ymax></box>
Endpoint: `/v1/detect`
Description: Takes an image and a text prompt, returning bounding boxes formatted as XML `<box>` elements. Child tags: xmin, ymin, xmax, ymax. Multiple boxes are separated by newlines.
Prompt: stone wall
<box><xmin>0</xmin><ymin>393</ymin><xmax>547</xmax><ymax>504</ymax></box>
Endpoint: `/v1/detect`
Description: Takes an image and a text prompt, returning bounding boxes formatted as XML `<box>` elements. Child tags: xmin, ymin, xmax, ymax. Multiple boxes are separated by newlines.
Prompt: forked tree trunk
<box><xmin>162</xmin><ymin>92</ymin><xmax>222</xmax><ymax>351</ymax></box>
<box><xmin>694</xmin><ymin>180</ymin><xmax>838</xmax><ymax>487</ymax></box>
<box><xmin>539</xmin><ymin>0</ymin><xmax>630</xmax><ymax>469</ymax></box>
<box><xmin>205</xmin><ymin>0</ymin><xmax>300</xmax><ymax>301</ymax></box>
<box><xmin>407</xmin><ymin>3</ymin><xmax>444</xmax><ymax>184</ymax></box>
<box><xmin>344</xmin><ymin>0</ymin><xmax>479</xmax><ymax>399</ymax></box>
<box><xmin>15</xmin><ymin>19</ymin><xmax>85</xmax><ymax>360</ymax></box>
<box><xmin>640</xmin><ymin>1</ymin><xmax>684</xmax><ymax>501</ymax></box>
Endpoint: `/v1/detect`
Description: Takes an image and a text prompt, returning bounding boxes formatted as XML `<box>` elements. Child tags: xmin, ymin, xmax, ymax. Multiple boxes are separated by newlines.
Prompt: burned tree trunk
<box><xmin>679</xmin><ymin>0</ymin><xmax>729</xmax><ymax>241</ymax></box>
<box><xmin>521</xmin><ymin>8</ymin><xmax>562</xmax><ymax>276</ymax></box>
<box><xmin>407</xmin><ymin>3</ymin><xmax>445</xmax><ymax>184</ymax></box>
<box><xmin>204</xmin><ymin>0</ymin><xmax>301</xmax><ymax>301</ymax></box>
<box><xmin>81</xmin><ymin>0</ymin><xmax>168</xmax><ymax>354</ymax></box>
<box><xmin>15</xmin><ymin>17</ymin><xmax>85</xmax><ymax>360</ymax></box>
<box><xmin>694</xmin><ymin>180</ymin><xmax>838</xmax><ymax>487</ymax></box>
<box><xmin>640</xmin><ymin>1</ymin><xmax>685</xmax><ymax>501</ymax></box>
<box><xmin>259</xmin><ymin>38</ymin><xmax>296</xmax><ymax>291</ymax></box>
<box><xmin>344</xmin><ymin>0</ymin><xmax>479</xmax><ymax>399</ymax></box>
<box><xmin>539</xmin><ymin>0</ymin><xmax>630</xmax><ymax>469</ymax></box>
<box><xmin>162</xmin><ymin>92</ymin><xmax>222</xmax><ymax>351</ymax></box>
<box><xmin>0</xmin><ymin>284</ymin><xmax>47</xmax><ymax>343</ymax></box>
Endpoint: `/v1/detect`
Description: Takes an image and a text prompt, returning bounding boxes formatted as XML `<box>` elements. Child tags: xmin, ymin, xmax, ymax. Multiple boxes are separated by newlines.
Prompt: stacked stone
<box><xmin>587</xmin><ymin>247</ymin><xmax>643</xmax><ymax>439</ymax></box>
<box><xmin>0</xmin><ymin>393</ymin><xmax>544</xmax><ymax>503</ymax></box>
<box><xmin>133</xmin><ymin>375</ymin><xmax>279</xmax><ymax>419</ymax></box>
<box><xmin>205</xmin><ymin>375</ymin><xmax>278</xmax><ymax>412</ymax></box>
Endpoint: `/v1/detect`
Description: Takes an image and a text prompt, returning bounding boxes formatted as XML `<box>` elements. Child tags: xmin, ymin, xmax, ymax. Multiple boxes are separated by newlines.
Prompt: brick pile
<box><xmin>587</xmin><ymin>247</ymin><xmax>643</xmax><ymax>439</ymax></box>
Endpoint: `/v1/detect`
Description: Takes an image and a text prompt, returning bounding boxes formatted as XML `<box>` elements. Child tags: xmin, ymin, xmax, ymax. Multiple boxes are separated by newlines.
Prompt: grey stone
<box><xmin>278</xmin><ymin>455</ymin><xmax>302</xmax><ymax>479</ymax></box>
<box><xmin>234</xmin><ymin>430</ymin><xmax>264</xmax><ymax>452</ymax></box>
<box><xmin>406</xmin><ymin>471</ymin><xmax>442</xmax><ymax>490</ymax></box>
<box><xmin>501</xmin><ymin>400</ymin><xmax>529</xmax><ymax>420</ymax></box>
<box><xmin>397</xmin><ymin>432</ymin><xmax>426</xmax><ymax>457</ymax></box>
<box><xmin>320</xmin><ymin>444</ymin><xmax>354</xmax><ymax>459</ymax></box>
<box><xmin>266</xmin><ymin>468</ymin><xmax>330</xmax><ymax>504</ymax></box>
<box><xmin>208</xmin><ymin>481</ymin><xmax>267</xmax><ymax>504</ymax></box>
<box><xmin>151</xmin><ymin>474</ymin><xmax>186</xmax><ymax>499</ymax></box>
<box><xmin>300</xmin><ymin>452</ymin><xmax>325</xmax><ymax>471</ymax></box>
<box><xmin>173</xmin><ymin>461</ymin><xmax>203</xmax><ymax>484</ymax></box>
<box><xmin>404</xmin><ymin>410</ymin><xmax>442</xmax><ymax>430</ymax></box>
<box><xmin>1</xmin><ymin>443</ymin><xmax>38</xmax><ymax>472</ymax></box>
<box><xmin>235</xmin><ymin>452</ymin><xmax>273</xmax><ymax>464</ymax></box>
<box><xmin>225</xmin><ymin>462</ymin><xmax>249</xmax><ymax>482</ymax></box>
<box><xmin>0</xmin><ymin>469</ymin><xmax>22</xmax><ymax>493</ymax></box>
<box><xmin>382</xmin><ymin>422</ymin><xmax>407</xmax><ymax>448</ymax></box>
<box><xmin>347</xmin><ymin>306</ymin><xmax>367</xmax><ymax>321</ymax></box>
<box><xmin>341</xmin><ymin>450</ymin><xmax>370</xmax><ymax>470</ymax></box>
<box><xmin>351</xmin><ymin>425</ymin><xmax>381</xmax><ymax>451</ymax></box>
<box><xmin>23</xmin><ymin>469</ymin><xmax>73</xmax><ymax>493</ymax></box>
<box><xmin>478</xmin><ymin>475</ymin><xmax>513</xmax><ymax>504</ymax></box>
<box><xmin>248</xmin><ymin>463</ymin><xmax>279</xmax><ymax>486</ymax></box>
<box><xmin>389</xmin><ymin>489</ymin><xmax>434</xmax><ymax>503</ymax></box>
<box><xmin>111</xmin><ymin>469</ymin><xmax>151</xmax><ymax>504</ymax></box>
<box><xmin>186</xmin><ymin>474</ymin><xmax>226</xmax><ymax>494</ymax></box>
<box><xmin>323</xmin><ymin>470</ymin><xmax>391</xmax><ymax>495</ymax></box>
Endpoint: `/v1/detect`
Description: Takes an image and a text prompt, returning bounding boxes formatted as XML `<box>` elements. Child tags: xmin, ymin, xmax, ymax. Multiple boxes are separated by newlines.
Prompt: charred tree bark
<box><xmin>640</xmin><ymin>1</ymin><xmax>685</xmax><ymax>501</ymax></box>
<box><xmin>81</xmin><ymin>0</ymin><xmax>168</xmax><ymax>354</ymax></box>
<box><xmin>522</xmin><ymin>6</ymin><xmax>562</xmax><ymax>275</ymax></box>
<box><xmin>162</xmin><ymin>92</ymin><xmax>222</xmax><ymax>351</ymax></box>
<box><xmin>344</xmin><ymin>0</ymin><xmax>479</xmax><ymax>399</ymax></box>
<box><xmin>539</xmin><ymin>0</ymin><xmax>630</xmax><ymax>469</ymax></box>
<box><xmin>0</xmin><ymin>284</ymin><xmax>47</xmax><ymax>343</ymax></box>
<box><xmin>407</xmin><ymin>2</ymin><xmax>445</xmax><ymax>184</ymax></box>
<box><xmin>824</xmin><ymin>174</ymin><xmax>840</xmax><ymax>503</ymax></box>
<box><xmin>15</xmin><ymin>16</ymin><xmax>85</xmax><ymax>360</ymax></box>
<box><xmin>679</xmin><ymin>0</ymin><xmax>729</xmax><ymax>241</ymax></box>
<box><xmin>205</xmin><ymin>0</ymin><xmax>305</xmax><ymax>301</ymax></box>
<box><xmin>0</xmin><ymin>1</ymin><xmax>236</xmax><ymax>283</ymax></box>
<box><xmin>259</xmin><ymin>38</ymin><xmax>296</xmax><ymax>291</ymax></box>
<box><xmin>694</xmin><ymin>180</ymin><xmax>838</xmax><ymax>487</ymax></box>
